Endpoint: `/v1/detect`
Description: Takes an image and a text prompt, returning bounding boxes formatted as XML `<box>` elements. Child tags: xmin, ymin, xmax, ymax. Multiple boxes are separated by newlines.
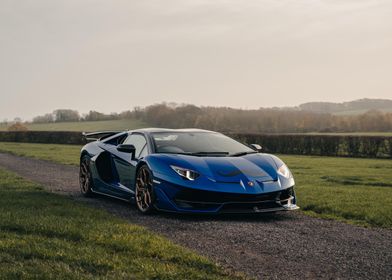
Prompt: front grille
<box><xmin>174</xmin><ymin>187</ymin><xmax>294</xmax><ymax>205</ymax></box>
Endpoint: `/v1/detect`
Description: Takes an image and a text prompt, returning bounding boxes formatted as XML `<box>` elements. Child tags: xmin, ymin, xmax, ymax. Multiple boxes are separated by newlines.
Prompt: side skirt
<box><xmin>91</xmin><ymin>188</ymin><xmax>134</xmax><ymax>203</ymax></box>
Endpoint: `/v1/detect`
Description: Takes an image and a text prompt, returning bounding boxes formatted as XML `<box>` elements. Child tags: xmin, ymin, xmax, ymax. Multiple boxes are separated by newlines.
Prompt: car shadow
<box><xmin>85</xmin><ymin>192</ymin><xmax>299</xmax><ymax>224</ymax></box>
<box><xmin>157</xmin><ymin>210</ymin><xmax>299</xmax><ymax>223</ymax></box>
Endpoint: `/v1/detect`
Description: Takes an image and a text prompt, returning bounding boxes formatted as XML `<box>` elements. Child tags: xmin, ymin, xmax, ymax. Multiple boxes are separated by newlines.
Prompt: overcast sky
<box><xmin>1</xmin><ymin>0</ymin><xmax>391</xmax><ymax>120</ymax></box>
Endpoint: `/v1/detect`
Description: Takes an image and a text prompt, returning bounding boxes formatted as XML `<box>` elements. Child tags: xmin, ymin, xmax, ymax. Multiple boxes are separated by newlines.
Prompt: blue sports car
<box><xmin>80</xmin><ymin>128</ymin><xmax>299</xmax><ymax>214</ymax></box>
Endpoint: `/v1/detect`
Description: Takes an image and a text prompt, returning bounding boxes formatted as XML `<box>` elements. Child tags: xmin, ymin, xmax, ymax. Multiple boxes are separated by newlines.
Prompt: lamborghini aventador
<box><xmin>79</xmin><ymin>128</ymin><xmax>299</xmax><ymax>214</ymax></box>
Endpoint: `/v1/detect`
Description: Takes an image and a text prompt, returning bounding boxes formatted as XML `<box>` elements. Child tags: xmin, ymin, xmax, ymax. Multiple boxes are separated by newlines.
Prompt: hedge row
<box><xmin>0</xmin><ymin>131</ymin><xmax>84</xmax><ymax>145</ymax></box>
<box><xmin>229</xmin><ymin>133</ymin><xmax>392</xmax><ymax>158</ymax></box>
<box><xmin>0</xmin><ymin>131</ymin><xmax>391</xmax><ymax>158</ymax></box>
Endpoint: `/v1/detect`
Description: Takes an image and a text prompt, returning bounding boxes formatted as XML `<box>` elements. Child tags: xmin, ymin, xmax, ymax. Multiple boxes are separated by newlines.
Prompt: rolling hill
<box><xmin>297</xmin><ymin>98</ymin><xmax>392</xmax><ymax>115</ymax></box>
<box><xmin>0</xmin><ymin>119</ymin><xmax>148</xmax><ymax>132</ymax></box>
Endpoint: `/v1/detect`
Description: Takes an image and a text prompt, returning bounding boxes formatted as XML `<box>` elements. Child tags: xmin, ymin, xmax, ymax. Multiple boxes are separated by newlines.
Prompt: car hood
<box><xmin>150</xmin><ymin>153</ymin><xmax>279</xmax><ymax>183</ymax></box>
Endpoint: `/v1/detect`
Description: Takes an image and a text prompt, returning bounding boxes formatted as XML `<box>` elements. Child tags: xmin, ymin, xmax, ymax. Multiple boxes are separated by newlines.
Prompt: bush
<box><xmin>227</xmin><ymin>133</ymin><xmax>392</xmax><ymax>158</ymax></box>
<box><xmin>7</xmin><ymin>123</ymin><xmax>28</xmax><ymax>131</ymax></box>
<box><xmin>0</xmin><ymin>131</ymin><xmax>83</xmax><ymax>145</ymax></box>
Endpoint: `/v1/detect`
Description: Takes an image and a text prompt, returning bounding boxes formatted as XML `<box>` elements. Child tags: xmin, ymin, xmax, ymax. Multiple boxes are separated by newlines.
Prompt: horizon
<box><xmin>1</xmin><ymin>0</ymin><xmax>391</xmax><ymax>120</ymax></box>
<box><xmin>3</xmin><ymin>97</ymin><xmax>392</xmax><ymax>122</ymax></box>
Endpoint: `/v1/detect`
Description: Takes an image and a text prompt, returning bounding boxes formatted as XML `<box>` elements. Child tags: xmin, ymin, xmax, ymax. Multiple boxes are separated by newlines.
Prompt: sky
<box><xmin>0</xmin><ymin>0</ymin><xmax>391</xmax><ymax>120</ymax></box>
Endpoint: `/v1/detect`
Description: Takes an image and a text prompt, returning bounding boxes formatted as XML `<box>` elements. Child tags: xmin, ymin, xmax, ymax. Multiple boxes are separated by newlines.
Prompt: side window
<box><xmin>104</xmin><ymin>134</ymin><xmax>127</xmax><ymax>146</ymax></box>
<box><xmin>123</xmin><ymin>134</ymin><xmax>147</xmax><ymax>159</ymax></box>
<box><xmin>139</xmin><ymin>145</ymin><xmax>148</xmax><ymax>158</ymax></box>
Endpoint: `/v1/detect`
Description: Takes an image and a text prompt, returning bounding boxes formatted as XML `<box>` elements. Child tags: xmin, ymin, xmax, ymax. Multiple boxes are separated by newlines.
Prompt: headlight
<box><xmin>277</xmin><ymin>164</ymin><xmax>292</xmax><ymax>178</ymax></box>
<box><xmin>170</xmin><ymin>165</ymin><xmax>200</xmax><ymax>181</ymax></box>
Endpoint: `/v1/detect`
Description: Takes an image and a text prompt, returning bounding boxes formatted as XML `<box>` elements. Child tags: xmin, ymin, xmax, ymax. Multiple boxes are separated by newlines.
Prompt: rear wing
<box><xmin>82</xmin><ymin>131</ymin><xmax>122</xmax><ymax>142</ymax></box>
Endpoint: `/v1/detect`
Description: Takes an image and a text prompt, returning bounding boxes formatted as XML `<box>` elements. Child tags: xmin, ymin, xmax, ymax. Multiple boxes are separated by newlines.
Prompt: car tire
<box><xmin>79</xmin><ymin>155</ymin><xmax>94</xmax><ymax>197</ymax></box>
<box><xmin>135</xmin><ymin>165</ymin><xmax>156</xmax><ymax>214</ymax></box>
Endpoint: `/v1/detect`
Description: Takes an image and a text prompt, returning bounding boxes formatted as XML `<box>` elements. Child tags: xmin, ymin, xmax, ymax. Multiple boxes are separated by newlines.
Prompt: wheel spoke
<box><xmin>144</xmin><ymin>190</ymin><xmax>151</xmax><ymax>205</ymax></box>
<box><xmin>141</xmin><ymin>169</ymin><xmax>146</xmax><ymax>184</ymax></box>
<box><xmin>143</xmin><ymin>169</ymin><xmax>148</xmax><ymax>184</ymax></box>
<box><xmin>81</xmin><ymin>163</ymin><xmax>88</xmax><ymax>175</ymax></box>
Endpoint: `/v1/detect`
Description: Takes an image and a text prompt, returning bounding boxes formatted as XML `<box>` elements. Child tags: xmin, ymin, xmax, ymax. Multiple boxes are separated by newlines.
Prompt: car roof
<box><xmin>100</xmin><ymin>128</ymin><xmax>219</xmax><ymax>144</ymax></box>
<box><xmin>130</xmin><ymin>128</ymin><xmax>218</xmax><ymax>134</ymax></box>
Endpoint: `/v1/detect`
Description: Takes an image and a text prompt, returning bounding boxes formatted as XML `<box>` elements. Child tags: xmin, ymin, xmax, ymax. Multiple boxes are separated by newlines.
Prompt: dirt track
<box><xmin>0</xmin><ymin>152</ymin><xmax>391</xmax><ymax>279</ymax></box>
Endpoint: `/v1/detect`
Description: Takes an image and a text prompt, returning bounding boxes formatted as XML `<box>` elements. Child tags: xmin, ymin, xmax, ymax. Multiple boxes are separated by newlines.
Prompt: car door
<box><xmin>112</xmin><ymin>133</ymin><xmax>148</xmax><ymax>195</ymax></box>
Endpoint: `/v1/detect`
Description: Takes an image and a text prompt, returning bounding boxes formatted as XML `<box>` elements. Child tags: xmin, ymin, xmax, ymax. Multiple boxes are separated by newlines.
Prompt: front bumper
<box><xmin>154</xmin><ymin>182</ymin><xmax>299</xmax><ymax>214</ymax></box>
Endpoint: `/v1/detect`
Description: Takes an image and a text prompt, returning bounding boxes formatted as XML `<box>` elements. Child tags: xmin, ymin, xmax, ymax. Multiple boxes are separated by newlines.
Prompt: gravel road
<box><xmin>0</xmin><ymin>153</ymin><xmax>391</xmax><ymax>279</ymax></box>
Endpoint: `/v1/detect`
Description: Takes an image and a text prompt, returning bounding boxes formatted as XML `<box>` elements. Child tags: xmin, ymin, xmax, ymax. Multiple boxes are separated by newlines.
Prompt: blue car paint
<box><xmin>146</xmin><ymin>153</ymin><xmax>295</xmax><ymax>213</ymax></box>
<box><xmin>146</xmin><ymin>153</ymin><xmax>294</xmax><ymax>193</ymax></box>
<box><xmin>80</xmin><ymin>128</ymin><xmax>298</xmax><ymax>213</ymax></box>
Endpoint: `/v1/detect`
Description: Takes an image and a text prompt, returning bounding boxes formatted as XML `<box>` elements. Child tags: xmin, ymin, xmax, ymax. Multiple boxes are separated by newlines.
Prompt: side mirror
<box><xmin>117</xmin><ymin>144</ymin><xmax>136</xmax><ymax>159</ymax></box>
<box><xmin>250</xmin><ymin>144</ymin><xmax>262</xmax><ymax>152</ymax></box>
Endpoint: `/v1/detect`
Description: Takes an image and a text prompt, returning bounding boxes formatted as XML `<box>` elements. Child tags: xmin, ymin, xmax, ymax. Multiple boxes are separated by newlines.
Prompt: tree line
<box><xmin>23</xmin><ymin>104</ymin><xmax>392</xmax><ymax>133</ymax></box>
<box><xmin>28</xmin><ymin>109</ymin><xmax>144</xmax><ymax>123</ymax></box>
<box><xmin>142</xmin><ymin>104</ymin><xmax>392</xmax><ymax>133</ymax></box>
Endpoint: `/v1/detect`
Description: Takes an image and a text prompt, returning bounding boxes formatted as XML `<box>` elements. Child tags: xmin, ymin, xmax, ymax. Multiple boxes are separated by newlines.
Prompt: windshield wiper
<box><xmin>190</xmin><ymin>151</ymin><xmax>229</xmax><ymax>156</ymax></box>
<box><xmin>230</xmin><ymin>151</ymin><xmax>258</xmax><ymax>157</ymax></box>
<box><xmin>160</xmin><ymin>151</ymin><xmax>229</xmax><ymax>156</ymax></box>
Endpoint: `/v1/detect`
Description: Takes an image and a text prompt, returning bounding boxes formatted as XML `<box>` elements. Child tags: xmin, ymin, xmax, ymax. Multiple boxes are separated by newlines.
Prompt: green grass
<box><xmin>280</xmin><ymin>155</ymin><xmax>392</xmax><ymax>228</ymax></box>
<box><xmin>299</xmin><ymin>132</ymin><xmax>392</xmax><ymax>136</ymax></box>
<box><xmin>0</xmin><ymin>119</ymin><xmax>148</xmax><ymax>132</ymax></box>
<box><xmin>0</xmin><ymin>142</ymin><xmax>81</xmax><ymax>165</ymax></box>
<box><xmin>0</xmin><ymin>168</ymin><xmax>240</xmax><ymax>279</ymax></box>
<box><xmin>0</xmin><ymin>142</ymin><xmax>391</xmax><ymax>229</ymax></box>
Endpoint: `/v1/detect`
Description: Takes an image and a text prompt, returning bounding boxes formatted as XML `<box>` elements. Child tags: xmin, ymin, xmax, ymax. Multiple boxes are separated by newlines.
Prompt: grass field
<box><xmin>300</xmin><ymin>132</ymin><xmax>392</xmax><ymax>136</ymax></box>
<box><xmin>0</xmin><ymin>168</ymin><xmax>239</xmax><ymax>279</ymax></box>
<box><xmin>0</xmin><ymin>142</ymin><xmax>391</xmax><ymax>229</ymax></box>
<box><xmin>280</xmin><ymin>155</ymin><xmax>392</xmax><ymax>228</ymax></box>
<box><xmin>0</xmin><ymin>142</ymin><xmax>80</xmax><ymax>165</ymax></box>
<box><xmin>1</xmin><ymin>119</ymin><xmax>392</xmax><ymax>136</ymax></box>
<box><xmin>0</xmin><ymin>119</ymin><xmax>148</xmax><ymax>132</ymax></box>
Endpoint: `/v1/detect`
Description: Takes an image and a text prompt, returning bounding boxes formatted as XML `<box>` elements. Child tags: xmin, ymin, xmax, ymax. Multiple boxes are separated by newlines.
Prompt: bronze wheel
<box><xmin>79</xmin><ymin>156</ymin><xmax>93</xmax><ymax>196</ymax></box>
<box><xmin>135</xmin><ymin>165</ymin><xmax>155</xmax><ymax>214</ymax></box>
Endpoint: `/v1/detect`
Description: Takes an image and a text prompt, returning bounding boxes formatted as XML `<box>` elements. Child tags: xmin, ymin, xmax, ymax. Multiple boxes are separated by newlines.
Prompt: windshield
<box><xmin>151</xmin><ymin>131</ymin><xmax>254</xmax><ymax>156</ymax></box>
